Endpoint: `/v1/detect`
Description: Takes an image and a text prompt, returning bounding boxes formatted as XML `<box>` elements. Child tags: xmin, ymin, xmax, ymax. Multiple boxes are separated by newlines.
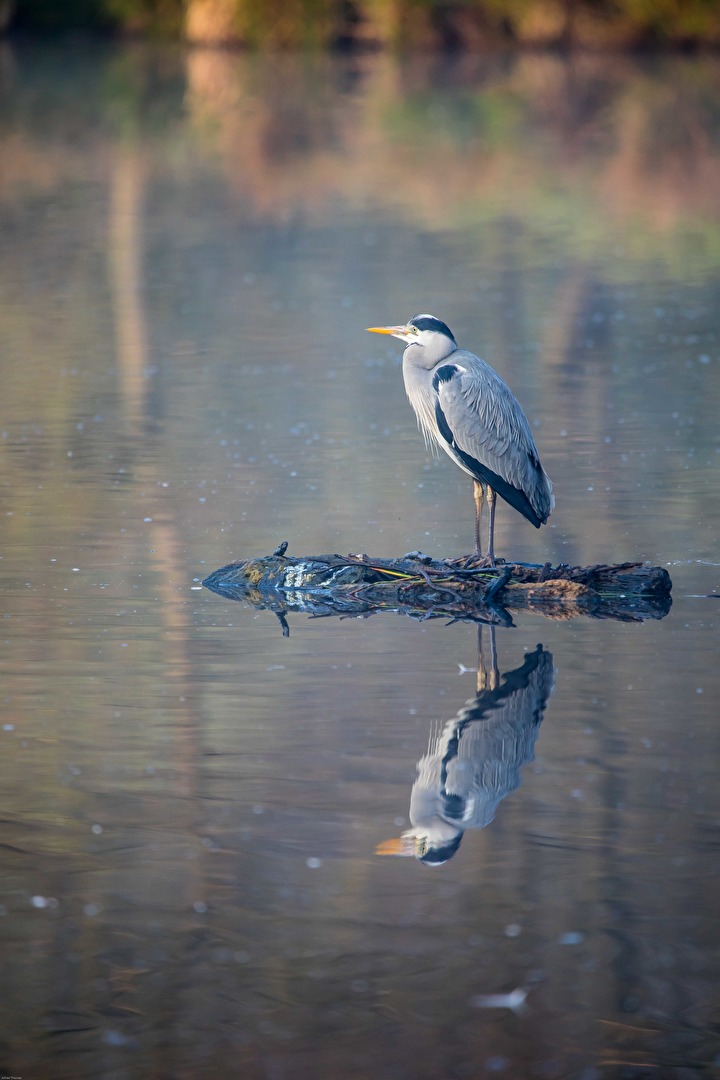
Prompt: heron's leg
<box><xmin>473</xmin><ymin>480</ymin><xmax>484</xmax><ymax>558</ymax></box>
<box><xmin>476</xmin><ymin>623</ymin><xmax>499</xmax><ymax>693</ymax></box>
<box><xmin>487</xmin><ymin>623</ymin><xmax>499</xmax><ymax>690</ymax></box>
<box><xmin>485</xmin><ymin>486</ymin><xmax>497</xmax><ymax>566</ymax></box>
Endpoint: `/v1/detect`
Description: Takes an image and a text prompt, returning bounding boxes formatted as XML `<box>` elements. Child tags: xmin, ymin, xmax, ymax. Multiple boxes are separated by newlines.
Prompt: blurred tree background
<box><xmin>4</xmin><ymin>0</ymin><xmax>720</xmax><ymax>47</ymax></box>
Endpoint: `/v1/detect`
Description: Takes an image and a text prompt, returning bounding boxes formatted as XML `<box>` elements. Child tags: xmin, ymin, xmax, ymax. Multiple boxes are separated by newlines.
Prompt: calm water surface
<box><xmin>0</xmin><ymin>41</ymin><xmax>718</xmax><ymax>1079</ymax></box>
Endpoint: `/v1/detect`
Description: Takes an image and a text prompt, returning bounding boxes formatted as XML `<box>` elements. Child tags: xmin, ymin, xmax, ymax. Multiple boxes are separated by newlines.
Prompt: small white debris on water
<box><xmin>31</xmin><ymin>895</ymin><xmax>58</xmax><ymax>909</ymax></box>
<box><xmin>558</xmin><ymin>931</ymin><xmax>585</xmax><ymax>945</ymax></box>
<box><xmin>471</xmin><ymin>987</ymin><xmax>528</xmax><ymax>1014</ymax></box>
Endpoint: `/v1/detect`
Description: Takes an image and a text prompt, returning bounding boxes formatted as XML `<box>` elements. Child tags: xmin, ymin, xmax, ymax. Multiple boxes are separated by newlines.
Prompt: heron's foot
<box><xmin>483</xmin><ymin>554</ymin><xmax>507</xmax><ymax>569</ymax></box>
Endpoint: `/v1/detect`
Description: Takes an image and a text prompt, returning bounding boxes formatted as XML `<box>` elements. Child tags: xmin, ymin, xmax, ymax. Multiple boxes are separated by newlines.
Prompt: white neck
<box><xmin>403</xmin><ymin>335</ymin><xmax>456</xmax><ymax>371</ymax></box>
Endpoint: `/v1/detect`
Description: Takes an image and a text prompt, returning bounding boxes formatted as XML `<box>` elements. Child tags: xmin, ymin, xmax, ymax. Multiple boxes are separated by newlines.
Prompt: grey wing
<box><xmin>436</xmin><ymin>356</ymin><xmax>554</xmax><ymax>525</ymax></box>
<box><xmin>444</xmin><ymin>646</ymin><xmax>555</xmax><ymax>828</ymax></box>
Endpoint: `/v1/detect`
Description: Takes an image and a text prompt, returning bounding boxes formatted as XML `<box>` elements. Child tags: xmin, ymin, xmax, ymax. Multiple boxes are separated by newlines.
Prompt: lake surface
<box><xmin>0</xmin><ymin>40</ymin><xmax>718</xmax><ymax>1079</ymax></box>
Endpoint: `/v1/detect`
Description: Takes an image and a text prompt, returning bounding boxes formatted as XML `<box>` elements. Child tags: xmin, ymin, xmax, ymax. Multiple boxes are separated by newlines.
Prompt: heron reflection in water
<box><xmin>377</xmin><ymin>628</ymin><xmax>555</xmax><ymax>865</ymax></box>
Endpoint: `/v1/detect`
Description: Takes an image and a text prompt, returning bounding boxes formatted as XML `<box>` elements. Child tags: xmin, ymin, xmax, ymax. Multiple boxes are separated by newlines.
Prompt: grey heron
<box><xmin>367</xmin><ymin>314</ymin><xmax>554</xmax><ymax>563</ymax></box>
<box><xmin>376</xmin><ymin>635</ymin><xmax>555</xmax><ymax>865</ymax></box>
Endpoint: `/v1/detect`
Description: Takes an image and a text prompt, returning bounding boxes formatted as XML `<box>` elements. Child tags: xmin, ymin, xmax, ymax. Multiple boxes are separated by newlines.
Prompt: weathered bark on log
<box><xmin>203</xmin><ymin>547</ymin><xmax>672</xmax><ymax>628</ymax></box>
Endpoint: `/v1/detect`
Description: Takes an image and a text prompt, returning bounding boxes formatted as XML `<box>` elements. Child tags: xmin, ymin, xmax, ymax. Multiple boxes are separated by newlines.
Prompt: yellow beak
<box><xmin>367</xmin><ymin>325</ymin><xmax>405</xmax><ymax>335</ymax></box>
<box><xmin>375</xmin><ymin>837</ymin><xmax>416</xmax><ymax>857</ymax></box>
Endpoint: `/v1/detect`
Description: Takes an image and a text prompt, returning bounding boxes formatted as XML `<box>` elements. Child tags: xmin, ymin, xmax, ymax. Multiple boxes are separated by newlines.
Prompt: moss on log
<box><xmin>203</xmin><ymin>546</ymin><xmax>672</xmax><ymax>627</ymax></box>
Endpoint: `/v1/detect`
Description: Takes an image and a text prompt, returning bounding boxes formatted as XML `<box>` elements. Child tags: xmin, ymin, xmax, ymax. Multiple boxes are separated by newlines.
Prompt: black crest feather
<box><xmin>408</xmin><ymin>314</ymin><xmax>457</xmax><ymax>344</ymax></box>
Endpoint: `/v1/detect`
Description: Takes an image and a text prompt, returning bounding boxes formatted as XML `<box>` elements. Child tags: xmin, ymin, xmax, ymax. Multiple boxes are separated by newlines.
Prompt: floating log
<box><xmin>203</xmin><ymin>546</ymin><xmax>672</xmax><ymax>628</ymax></box>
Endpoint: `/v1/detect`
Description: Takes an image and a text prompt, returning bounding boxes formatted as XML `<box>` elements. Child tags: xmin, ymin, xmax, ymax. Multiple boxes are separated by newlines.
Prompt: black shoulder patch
<box><xmin>432</xmin><ymin>364</ymin><xmax>458</xmax><ymax>392</ymax></box>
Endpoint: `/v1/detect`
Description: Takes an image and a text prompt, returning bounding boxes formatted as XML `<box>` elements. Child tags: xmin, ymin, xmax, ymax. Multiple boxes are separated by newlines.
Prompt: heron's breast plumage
<box><xmin>402</xmin><ymin>353</ymin><xmax>444</xmax><ymax>452</ymax></box>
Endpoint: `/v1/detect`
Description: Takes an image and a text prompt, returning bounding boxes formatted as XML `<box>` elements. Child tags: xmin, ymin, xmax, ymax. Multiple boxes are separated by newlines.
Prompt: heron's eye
<box><xmin>417</xmin><ymin>837</ymin><xmax>428</xmax><ymax>857</ymax></box>
<box><xmin>407</xmin><ymin>325</ymin><xmax>419</xmax><ymax>336</ymax></box>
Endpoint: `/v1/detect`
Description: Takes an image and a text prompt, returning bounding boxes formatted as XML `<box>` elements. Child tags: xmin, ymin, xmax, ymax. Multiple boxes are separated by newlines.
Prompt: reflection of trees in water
<box><xmin>182</xmin><ymin>51</ymin><xmax>720</xmax><ymax>233</ymax></box>
<box><xmin>3</xmin><ymin>50</ymin><xmax>719</xmax><ymax>233</ymax></box>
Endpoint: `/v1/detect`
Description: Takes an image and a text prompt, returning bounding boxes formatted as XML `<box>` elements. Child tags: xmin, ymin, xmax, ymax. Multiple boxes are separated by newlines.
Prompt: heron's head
<box><xmin>375</xmin><ymin>827</ymin><xmax>463</xmax><ymax>866</ymax></box>
<box><xmin>367</xmin><ymin>314</ymin><xmax>457</xmax><ymax>359</ymax></box>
